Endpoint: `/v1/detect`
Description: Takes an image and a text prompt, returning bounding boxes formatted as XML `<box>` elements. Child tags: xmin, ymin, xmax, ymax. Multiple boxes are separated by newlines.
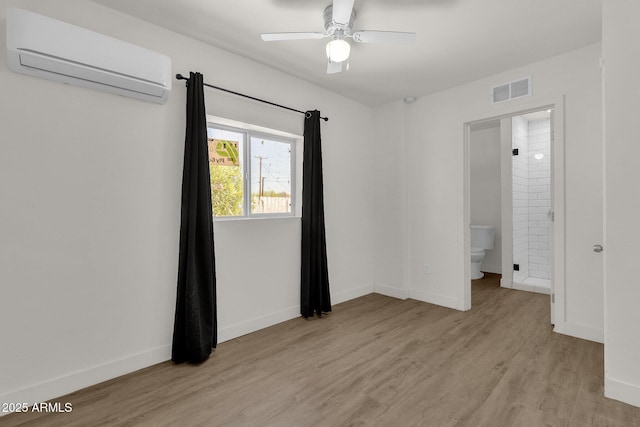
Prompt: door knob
<box><xmin>593</xmin><ymin>244</ymin><xmax>603</xmax><ymax>253</ymax></box>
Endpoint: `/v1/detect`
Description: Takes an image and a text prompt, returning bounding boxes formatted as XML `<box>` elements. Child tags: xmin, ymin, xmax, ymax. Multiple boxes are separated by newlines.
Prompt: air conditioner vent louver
<box><xmin>490</xmin><ymin>77</ymin><xmax>531</xmax><ymax>104</ymax></box>
<box><xmin>492</xmin><ymin>84</ymin><xmax>510</xmax><ymax>103</ymax></box>
<box><xmin>511</xmin><ymin>78</ymin><xmax>530</xmax><ymax>98</ymax></box>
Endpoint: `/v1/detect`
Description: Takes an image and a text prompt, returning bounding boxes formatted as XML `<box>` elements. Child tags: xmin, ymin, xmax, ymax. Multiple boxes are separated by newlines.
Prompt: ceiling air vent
<box><xmin>492</xmin><ymin>84</ymin><xmax>510</xmax><ymax>103</ymax></box>
<box><xmin>490</xmin><ymin>76</ymin><xmax>532</xmax><ymax>104</ymax></box>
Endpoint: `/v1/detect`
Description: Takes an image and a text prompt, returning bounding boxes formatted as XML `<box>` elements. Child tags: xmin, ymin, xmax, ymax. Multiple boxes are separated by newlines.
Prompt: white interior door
<box><xmin>552</xmin><ymin>104</ymin><xmax>604</xmax><ymax>341</ymax></box>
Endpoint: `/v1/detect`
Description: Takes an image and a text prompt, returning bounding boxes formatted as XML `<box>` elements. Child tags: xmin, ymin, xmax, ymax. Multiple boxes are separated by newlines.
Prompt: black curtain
<box><xmin>301</xmin><ymin>110</ymin><xmax>331</xmax><ymax>318</ymax></box>
<box><xmin>172</xmin><ymin>72</ymin><xmax>217</xmax><ymax>363</ymax></box>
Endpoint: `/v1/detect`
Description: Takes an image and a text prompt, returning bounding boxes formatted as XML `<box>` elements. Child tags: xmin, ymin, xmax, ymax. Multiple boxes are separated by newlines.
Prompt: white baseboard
<box><xmin>554</xmin><ymin>320</ymin><xmax>604</xmax><ymax>344</ymax></box>
<box><xmin>481</xmin><ymin>264</ymin><xmax>502</xmax><ymax>275</ymax></box>
<box><xmin>375</xmin><ymin>286</ymin><xmax>461</xmax><ymax>311</ymax></box>
<box><xmin>511</xmin><ymin>282</ymin><xmax>551</xmax><ymax>295</ymax></box>
<box><xmin>217</xmin><ymin>305</ymin><xmax>300</xmax><ymax>343</ymax></box>
<box><xmin>332</xmin><ymin>285</ymin><xmax>373</xmax><ymax>305</ymax></box>
<box><xmin>374</xmin><ymin>283</ymin><xmax>409</xmax><ymax>300</ymax></box>
<box><xmin>0</xmin><ymin>345</ymin><xmax>171</xmax><ymax>413</ymax></box>
<box><xmin>409</xmin><ymin>289</ymin><xmax>459</xmax><ymax>310</ymax></box>
<box><xmin>605</xmin><ymin>375</ymin><xmax>640</xmax><ymax>408</ymax></box>
<box><xmin>218</xmin><ymin>284</ymin><xmax>372</xmax><ymax>343</ymax></box>
<box><xmin>512</xmin><ymin>282</ymin><xmax>535</xmax><ymax>293</ymax></box>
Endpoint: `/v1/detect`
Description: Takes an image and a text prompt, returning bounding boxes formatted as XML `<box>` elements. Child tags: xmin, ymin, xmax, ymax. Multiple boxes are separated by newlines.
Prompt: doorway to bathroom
<box><xmin>465</xmin><ymin>103</ymin><xmax>562</xmax><ymax>325</ymax></box>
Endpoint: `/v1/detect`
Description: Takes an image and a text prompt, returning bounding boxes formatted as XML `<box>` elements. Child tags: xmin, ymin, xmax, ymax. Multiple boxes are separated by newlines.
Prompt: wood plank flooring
<box><xmin>4</xmin><ymin>274</ymin><xmax>640</xmax><ymax>426</ymax></box>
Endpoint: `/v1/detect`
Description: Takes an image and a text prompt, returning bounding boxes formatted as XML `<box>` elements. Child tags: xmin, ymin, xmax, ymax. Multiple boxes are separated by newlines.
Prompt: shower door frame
<box><xmin>502</xmin><ymin>111</ymin><xmax>554</xmax><ymax>293</ymax></box>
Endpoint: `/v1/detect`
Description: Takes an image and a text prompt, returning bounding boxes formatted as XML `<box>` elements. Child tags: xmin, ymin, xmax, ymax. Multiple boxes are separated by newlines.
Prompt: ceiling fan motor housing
<box><xmin>324</xmin><ymin>5</ymin><xmax>356</xmax><ymax>38</ymax></box>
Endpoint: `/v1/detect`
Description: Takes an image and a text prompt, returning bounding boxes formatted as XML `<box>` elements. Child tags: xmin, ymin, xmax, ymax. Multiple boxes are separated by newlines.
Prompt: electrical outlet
<box><xmin>423</xmin><ymin>264</ymin><xmax>430</xmax><ymax>274</ymax></box>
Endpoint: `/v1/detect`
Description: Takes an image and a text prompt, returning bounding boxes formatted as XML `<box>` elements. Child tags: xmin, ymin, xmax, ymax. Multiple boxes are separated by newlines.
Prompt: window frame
<box><xmin>207</xmin><ymin>121</ymin><xmax>297</xmax><ymax>221</ymax></box>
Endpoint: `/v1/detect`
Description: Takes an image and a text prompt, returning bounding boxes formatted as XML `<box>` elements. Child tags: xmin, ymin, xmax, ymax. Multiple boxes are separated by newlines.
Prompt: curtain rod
<box><xmin>175</xmin><ymin>74</ymin><xmax>328</xmax><ymax>122</ymax></box>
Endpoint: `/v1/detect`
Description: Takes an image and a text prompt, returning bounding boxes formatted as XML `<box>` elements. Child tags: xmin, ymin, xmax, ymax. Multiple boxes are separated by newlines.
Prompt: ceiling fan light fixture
<box><xmin>326</xmin><ymin>39</ymin><xmax>350</xmax><ymax>63</ymax></box>
<box><xmin>262</xmin><ymin>1</ymin><xmax>416</xmax><ymax>74</ymax></box>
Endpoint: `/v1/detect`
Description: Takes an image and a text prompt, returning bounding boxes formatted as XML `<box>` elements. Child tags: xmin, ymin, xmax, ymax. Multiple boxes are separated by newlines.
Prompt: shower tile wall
<box><xmin>512</xmin><ymin>116</ymin><xmax>529</xmax><ymax>283</ymax></box>
<box><xmin>511</xmin><ymin>115</ymin><xmax>552</xmax><ymax>284</ymax></box>
<box><xmin>527</xmin><ymin>118</ymin><xmax>551</xmax><ymax>280</ymax></box>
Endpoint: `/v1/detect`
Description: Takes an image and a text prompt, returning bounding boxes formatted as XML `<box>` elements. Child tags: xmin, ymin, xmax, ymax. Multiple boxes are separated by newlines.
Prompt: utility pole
<box><xmin>255</xmin><ymin>156</ymin><xmax>268</xmax><ymax>197</ymax></box>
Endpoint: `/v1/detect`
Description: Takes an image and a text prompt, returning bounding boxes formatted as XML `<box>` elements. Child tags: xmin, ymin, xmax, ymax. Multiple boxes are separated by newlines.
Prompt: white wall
<box><xmin>602</xmin><ymin>0</ymin><xmax>640</xmax><ymax>408</ymax></box>
<box><xmin>372</xmin><ymin>101</ymin><xmax>410</xmax><ymax>299</ymax></box>
<box><xmin>470</xmin><ymin>124</ymin><xmax>502</xmax><ymax>274</ymax></box>
<box><xmin>0</xmin><ymin>0</ymin><xmax>375</xmax><ymax>406</ymax></box>
<box><xmin>373</xmin><ymin>44</ymin><xmax>604</xmax><ymax>341</ymax></box>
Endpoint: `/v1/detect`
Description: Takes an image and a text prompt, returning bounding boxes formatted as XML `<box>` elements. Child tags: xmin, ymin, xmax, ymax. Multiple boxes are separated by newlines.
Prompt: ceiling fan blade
<box><xmin>261</xmin><ymin>32</ymin><xmax>325</xmax><ymax>41</ymax></box>
<box><xmin>352</xmin><ymin>31</ymin><xmax>417</xmax><ymax>44</ymax></box>
<box><xmin>327</xmin><ymin>60</ymin><xmax>343</xmax><ymax>74</ymax></box>
<box><xmin>332</xmin><ymin>0</ymin><xmax>355</xmax><ymax>25</ymax></box>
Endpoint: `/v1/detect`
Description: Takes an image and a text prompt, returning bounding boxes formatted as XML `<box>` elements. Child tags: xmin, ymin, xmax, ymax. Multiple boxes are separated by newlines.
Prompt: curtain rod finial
<box><xmin>306</xmin><ymin>111</ymin><xmax>329</xmax><ymax>121</ymax></box>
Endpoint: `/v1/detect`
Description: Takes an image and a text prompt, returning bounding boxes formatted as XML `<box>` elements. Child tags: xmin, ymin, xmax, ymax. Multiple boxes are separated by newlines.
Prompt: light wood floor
<box><xmin>5</xmin><ymin>274</ymin><xmax>640</xmax><ymax>426</ymax></box>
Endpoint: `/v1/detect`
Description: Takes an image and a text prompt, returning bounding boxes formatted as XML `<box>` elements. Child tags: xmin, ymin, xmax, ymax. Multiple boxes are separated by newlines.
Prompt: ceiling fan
<box><xmin>261</xmin><ymin>0</ymin><xmax>416</xmax><ymax>74</ymax></box>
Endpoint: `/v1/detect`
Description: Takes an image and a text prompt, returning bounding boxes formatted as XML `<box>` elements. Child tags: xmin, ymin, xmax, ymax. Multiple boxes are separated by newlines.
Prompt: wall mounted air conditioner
<box><xmin>6</xmin><ymin>8</ymin><xmax>172</xmax><ymax>104</ymax></box>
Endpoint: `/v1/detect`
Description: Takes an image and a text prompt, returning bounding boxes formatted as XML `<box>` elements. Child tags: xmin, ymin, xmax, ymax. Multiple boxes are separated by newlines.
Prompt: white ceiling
<box><xmin>93</xmin><ymin>0</ymin><xmax>602</xmax><ymax>106</ymax></box>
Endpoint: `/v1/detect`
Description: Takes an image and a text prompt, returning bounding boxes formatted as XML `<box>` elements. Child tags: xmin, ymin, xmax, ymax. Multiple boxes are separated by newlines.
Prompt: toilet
<box><xmin>470</xmin><ymin>225</ymin><xmax>495</xmax><ymax>280</ymax></box>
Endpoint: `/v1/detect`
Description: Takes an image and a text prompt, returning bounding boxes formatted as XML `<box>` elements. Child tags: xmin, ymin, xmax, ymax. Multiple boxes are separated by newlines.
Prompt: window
<box><xmin>207</xmin><ymin>122</ymin><xmax>295</xmax><ymax>219</ymax></box>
